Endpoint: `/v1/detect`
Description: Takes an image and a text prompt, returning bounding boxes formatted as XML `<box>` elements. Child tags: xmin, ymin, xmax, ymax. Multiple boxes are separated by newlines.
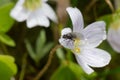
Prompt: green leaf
<box><xmin>25</xmin><ymin>40</ymin><xmax>36</xmax><ymax>62</ymax></box>
<box><xmin>51</xmin><ymin>60</ymin><xmax>97</xmax><ymax>80</ymax></box>
<box><xmin>35</xmin><ymin>43</ymin><xmax>53</xmax><ymax>63</ymax></box>
<box><xmin>98</xmin><ymin>14</ymin><xmax>112</xmax><ymax>31</ymax></box>
<box><xmin>68</xmin><ymin>61</ymin><xmax>97</xmax><ymax>80</ymax></box>
<box><xmin>71</xmin><ymin>0</ymin><xmax>78</xmax><ymax>6</ymax></box>
<box><xmin>41</xmin><ymin>43</ymin><xmax>53</xmax><ymax>57</ymax></box>
<box><xmin>50</xmin><ymin>65</ymin><xmax>77</xmax><ymax>80</ymax></box>
<box><xmin>0</xmin><ymin>2</ymin><xmax>15</xmax><ymax>33</ymax></box>
<box><xmin>36</xmin><ymin>30</ymin><xmax>46</xmax><ymax>54</ymax></box>
<box><xmin>66</xmin><ymin>50</ymin><xmax>74</xmax><ymax>61</ymax></box>
<box><xmin>26</xmin><ymin>30</ymin><xmax>53</xmax><ymax>64</ymax></box>
<box><xmin>112</xmin><ymin>10</ymin><xmax>120</xmax><ymax>21</ymax></box>
<box><xmin>0</xmin><ymin>33</ymin><xmax>15</xmax><ymax>47</ymax></box>
<box><xmin>0</xmin><ymin>0</ymin><xmax>11</xmax><ymax>7</ymax></box>
<box><xmin>68</xmin><ymin>61</ymin><xmax>84</xmax><ymax>78</ymax></box>
<box><xmin>56</xmin><ymin>48</ymin><xmax>65</xmax><ymax>60</ymax></box>
<box><xmin>0</xmin><ymin>55</ymin><xmax>17</xmax><ymax>80</ymax></box>
<box><xmin>98</xmin><ymin>10</ymin><xmax>120</xmax><ymax>31</ymax></box>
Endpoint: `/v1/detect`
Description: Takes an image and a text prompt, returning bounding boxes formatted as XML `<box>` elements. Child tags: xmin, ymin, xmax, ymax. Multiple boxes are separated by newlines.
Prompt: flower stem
<box><xmin>114</xmin><ymin>0</ymin><xmax>120</xmax><ymax>9</ymax></box>
<box><xmin>0</xmin><ymin>43</ymin><xmax>9</xmax><ymax>54</ymax></box>
<box><xmin>19</xmin><ymin>53</ymin><xmax>27</xmax><ymax>80</ymax></box>
<box><xmin>33</xmin><ymin>44</ymin><xmax>62</xmax><ymax>80</ymax></box>
<box><xmin>85</xmin><ymin>0</ymin><xmax>97</xmax><ymax>13</ymax></box>
<box><xmin>105</xmin><ymin>0</ymin><xmax>115</xmax><ymax>13</ymax></box>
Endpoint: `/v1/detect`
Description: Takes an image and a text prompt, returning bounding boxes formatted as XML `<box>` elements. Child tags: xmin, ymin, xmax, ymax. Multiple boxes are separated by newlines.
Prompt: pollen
<box><xmin>73</xmin><ymin>38</ymin><xmax>80</xmax><ymax>53</ymax></box>
<box><xmin>74</xmin><ymin>47</ymin><xmax>80</xmax><ymax>53</ymax></box>
<box><xmin>74</xmin><ymin>38</ymin><xmax>80</xmax><ymax>45</ymax></box>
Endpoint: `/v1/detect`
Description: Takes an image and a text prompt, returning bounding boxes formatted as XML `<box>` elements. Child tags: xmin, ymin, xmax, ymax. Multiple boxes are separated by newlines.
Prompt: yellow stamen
<box><xmin>110</xmin><ymin>20</ymin><xmax>120</xmax><ymax>30</ymax></box>
<box><xmin>74</xmin><ymin>47</ymin><xmax>80</xmax><ymax>53</ymax></box>
<box><xmin>73</xmin><ymin>38</ymin><xmax>80</xmax><ymax>53</ymax></box>
<box><xmin>74</xmin><ymin>38</ymin><xmax>80</xmax><ymax>45</ymax></box>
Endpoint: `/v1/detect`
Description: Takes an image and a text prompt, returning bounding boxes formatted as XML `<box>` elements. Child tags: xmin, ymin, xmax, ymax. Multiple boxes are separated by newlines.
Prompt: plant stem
<box><xmin>19</xmin><ymin>53</ymin><xmax>27</xmax><ymax>80</ymax></box>
<box><xmin>105</xmin><ymin>0</ymin><xmax>115</xmax><ymax>13</ymax></box>
<box><xmin>33</xmin><ymin>45</ymin><xmax>62</xmax><ymax>80</ymax></box>
<box><xmin>85</xmin><ymin>0</ymin><xmax>97</xmax><ymax>13</ymax></box>
<box><xmin>0</xmin><ymin>43</ymin><xmax>9</xmax><ymax>54</ymax></box>
<box><xmin>114</xmin><ymin>0</ymin><xmax>120</xmax><ymax>9</ymax></box>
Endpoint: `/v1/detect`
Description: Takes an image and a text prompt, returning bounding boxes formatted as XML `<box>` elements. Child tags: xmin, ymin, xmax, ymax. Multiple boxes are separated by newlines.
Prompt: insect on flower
<box><xmin>59</xmin><ymin>7</ymin><xmax>111</xmax><ymax>74</ymax></box>
<box><xmin>62</xmin><ymin>33</ymin><xmax>76</xmax><ymax>40</ymax></box>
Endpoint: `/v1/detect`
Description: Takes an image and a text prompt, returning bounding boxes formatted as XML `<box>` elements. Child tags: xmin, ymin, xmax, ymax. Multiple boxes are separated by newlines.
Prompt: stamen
<box><xmin>74</xmin><ymin>38</ymin><xmax>80</xmax><ymax>45</ymax></box>
<box><xmin>73</xmin><ymin>38</ymin><xmax>80</xmax><ymax>53</ymax></box>
<box><xmin>74</xmin><ymin>47</ymin><xmax>80</xmax><ymax>53</ymax></box>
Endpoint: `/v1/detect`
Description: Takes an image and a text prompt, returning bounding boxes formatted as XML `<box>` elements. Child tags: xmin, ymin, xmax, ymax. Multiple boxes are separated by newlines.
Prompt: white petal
<box><xmin>61</xmin><ymin>28</ymin><xmax>72</xmax><ymax>35</ymax></box>
<box><xmin>59</xmin><ymin>38</ymin><xmax>74</xmax><ymax>49</ymax></box>
<box><xmin>42</xmin><ymin>3</ymin><xmax>58</xmax><ymax>23</ymax></box>
<box><xmin>27</xmin><ymin>10</ymin><xmax>49</xmax><ymax>28</ymax></box>
<box><xmin>75</xmin><ymin>47</ymin><xmax>111</xmax><ymax>74</ymax></box>
<box><xmin>10</xmin><ymin>0</ymin><xmax>30</xmax><ymax>22</ymax></box>
<box><xmin>82</xmin><ymin>48</ymin><xmax>111</xmax><ymax>67</ymax></box>
<box><xmin>66</xmin><ymin>7</ymin><xmax>84</xmax><ymax>32</ymax></box>
<box><xmin>75</xmin><ymin>54</ymin><xmax>94</xmax><ymax>74</ymax></box>
<box><xmin>107</xmin><ymin>28</ymin><xmax>120</xmax><ymax>53</ymax></box>
<box><xmin>59</xmin><ymin>28</ymin><xmax>74</xmax><ymax>49</ymax></box>
<box><xmin>82</xmin><ymin>21</ymin><xmax>106</xmax><ymax>47</ymax></box>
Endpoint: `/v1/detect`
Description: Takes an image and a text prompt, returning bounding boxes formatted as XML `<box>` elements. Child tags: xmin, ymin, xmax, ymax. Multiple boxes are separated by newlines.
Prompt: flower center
<box><xmin>73</xmin><ymin>38</ymin><xmax>81</xmax><ymax>53</ymax></box>
<box><xmin>110</xmin><ymin>20</ymin><xmax>120</xmax><ymax>30</ymax></box>
<box><xmin>62</xmin><ymin>32</ymin><xmax>85</xmax><ymax>53</ymax></box>
<box><xmin>23</xmin><ymin>0</ymin><xmax>41</xmax><ymax>11</ymax></box>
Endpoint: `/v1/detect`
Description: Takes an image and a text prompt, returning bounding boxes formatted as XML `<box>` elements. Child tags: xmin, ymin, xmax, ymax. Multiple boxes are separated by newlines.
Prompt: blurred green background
<box><xmin>1</xmin><ymin>0</ymin><xmax>120</xmax><ymax>80</ymax></box>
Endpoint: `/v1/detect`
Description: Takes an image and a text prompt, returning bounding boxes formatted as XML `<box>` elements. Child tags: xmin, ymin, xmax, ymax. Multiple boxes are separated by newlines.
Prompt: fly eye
<box><xmin>62</xmin><ymin>34</ymin><xmax>72</xmax><ymax>40</ymax></box>
<box><xmin>62</xmin><ymin>33</ymin><xmax>77</xmax><ymax>40</ymax></box>
<box><xmin>62</xmin><ymin>35</ymin><xmax>66</xmax><ymax>38</ymax></box>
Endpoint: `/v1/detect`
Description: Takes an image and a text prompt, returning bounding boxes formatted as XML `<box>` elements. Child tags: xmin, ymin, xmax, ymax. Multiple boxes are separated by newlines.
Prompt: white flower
<box><xmin>59</xmin><ymin>7</ymin><xmax>111</xmax><ymax>74</ymax></box>
<box><xmin>107</xmin><ymin>20</ymin><xmax>120</xmax><ymax>53</ymax></box>
<box><xmin>10</xmin><ymin>0</ymin><xmax>57</xmax><ymax>28</ymax></box>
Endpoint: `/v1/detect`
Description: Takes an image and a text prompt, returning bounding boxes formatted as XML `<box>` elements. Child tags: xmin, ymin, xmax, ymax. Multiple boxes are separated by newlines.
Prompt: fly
<box><xmin>62</xmin><ymin>33</ymin><xmax>76</xmax><ymax>40</ymax></box>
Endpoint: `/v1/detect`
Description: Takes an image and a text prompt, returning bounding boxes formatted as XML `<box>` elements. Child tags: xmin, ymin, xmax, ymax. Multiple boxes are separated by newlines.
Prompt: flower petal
<box><xmin>66</xmin><ymin>7</ymin><xmax>84</xmax><ymax>32</ymax></box>
<box><xmin>10</xmin><ymin>0</ymin><xmax>30</xmax><ymax>22</ymax></box>
<box><xmin>83</xmin><ymin>48</ymin><xmax>111</xmax><ymax>67</ymax></box>
<box><xmin>61</xmin><ymin>28</ymin><xmax>72</xmax><ymax>35</ymax></box>
<box><xmin>107</xmin><ymin>28</ymin><xmax>120</xmax><ymax>53</ymax></box>
<box><xmin>59</xmin><ymin>28</ymin><xmax>74</xmax><ymax>49</ymax></box>
<box><xmin>82</xmin><ymin>21</ymin><xmax>106</xmax><ymax>47</ymax></box>
<box><xmin>75</xmin><ymin>47</ymin><xmax>111</xmax><ymax>74</ymax></box>
<box><xmin>27</xmin><ymin>10</ymin><xmax>49</xmax><ymax>28</ymax></box>
<box><xmin>59</xmin><ymin>38</ymin><xmax>74</xmax><ymax>49</ymax></box>
<box><xmin>75</xmin><ymin>54</ymin><xmax>94</xmax><ymax>74</ymax></box>
<box><xmin>42</xmin><ymin>3</ymin><xmax>58</xmax><ymax>23</ymax></box>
